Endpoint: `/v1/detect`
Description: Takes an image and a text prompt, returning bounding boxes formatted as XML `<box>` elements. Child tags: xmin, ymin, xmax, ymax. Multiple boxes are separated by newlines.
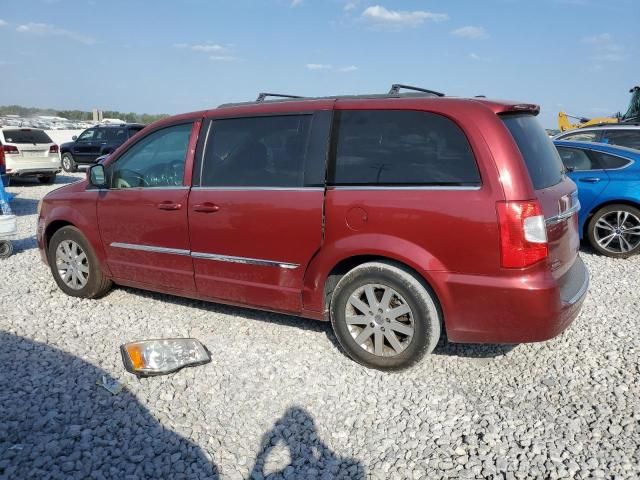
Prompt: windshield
<box><xmin>502</xmin><ymin>114</ymin><xmax>564</xmax><ymax>190</ymax></box>
<box><xmin>2</xmin><ymin>129</ymin><xmax>53</xmax><ymax>144</ymax></box>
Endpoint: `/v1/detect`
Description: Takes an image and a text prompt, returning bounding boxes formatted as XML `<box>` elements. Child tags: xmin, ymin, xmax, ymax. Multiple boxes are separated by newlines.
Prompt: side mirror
<box><xmin>72</xmin><ymin>135</ymin><xmax>78</xmax><ymax>141</ymax></box>
<box><xmin>88</xmin><ymin>164</ymin><xmax>107</xmax><ymax>188</ymax></box>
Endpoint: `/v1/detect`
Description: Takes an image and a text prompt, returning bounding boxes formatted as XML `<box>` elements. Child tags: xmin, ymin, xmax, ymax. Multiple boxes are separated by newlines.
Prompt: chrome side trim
<box><xmin>191</xmin><ymin>251</ymin><xmax>299</xmax><ymax>269</ymax></box>
<box><xmin>191</xmin><ymin>186</ymin><xmax>323</xmax><ymax>191</ymax></box>
<box><xmin>546</xmin><ymin>200</ymin><xmax>581</xmax><ymax>225</ymax></box>
<box><xmin>328</xmin><ymin>185</ymin><xmax>481</xmax><ymax>191</ymax></box>
<box><xmin>110</xmin><ymin>242</ymin><xmax>191</xmax><ymax>256</ymax></box>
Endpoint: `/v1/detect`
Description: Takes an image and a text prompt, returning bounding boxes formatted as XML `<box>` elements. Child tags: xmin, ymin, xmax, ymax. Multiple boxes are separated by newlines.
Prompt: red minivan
<box><xmin>37</xmin><ymin>85</ymin><xmax>589</xmax><ymax>370</ymax></box>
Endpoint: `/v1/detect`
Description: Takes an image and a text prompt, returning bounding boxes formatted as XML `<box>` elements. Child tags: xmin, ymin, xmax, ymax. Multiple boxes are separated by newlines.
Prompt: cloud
<box><xmin>305</xmin><ymin>64</ymin><xmax>358</xmax><ymax>72</ymax></box>
<box><xmin>174</xmin><ymin>42</ymin><xmax>225</xmax><ymax>53</ymax></box>
<box><xmin>451</xmin><ymin>26</ymin><xmax>488</xmax><ymax>39</ymax></box>
<box><xmin>361</xmin><ymin>5</ymin><xmax>448</xmax><ymax>29</ymax></box>
<box><xmin>469</xmin><ymin>52</ymin><xmax>490</xmax><ymax>62</ymax></box>
<box><xmin>306</xmin><ymin>63</ymin><xmax>333</xmax><ymax>70</ymax></box>
<box><xmin>344</xmin><ymin>0</ymin><xmax>359</xmax><ymax>10</ymax></box>
<box><xmin>291</xmin><ymin>0</ymin><xmax>303</xmax><ymax>6</ymax></box>
<box><xmin>583</xmin><ymin>33</ymin><xmax>626</xmax><ymax>62</ymax></box>
<box><xmin>0</xmin><ymin>19</ymin><xmax>8</xmax><ymax>27</ymax></box>
<box><xmin>210</xmin><ymin>55</ymin><xmax>241</xmax><ymax>62</ymax></box>
<box><xmin>15</xmin><ymin>22</ymin><xmax>95</xmax><ymax>44</ymax></box>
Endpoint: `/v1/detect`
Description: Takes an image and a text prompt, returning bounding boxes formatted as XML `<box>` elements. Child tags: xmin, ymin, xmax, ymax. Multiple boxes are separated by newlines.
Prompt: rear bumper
<box><xmin>432</xmin><ymin>256</ymin><xmax>589</xmax><ymax>344</ymax></box>
<box><xmin>8</xmin><ymin>168</ymin><xmax>61</xmax><ymax>176</ymax></box>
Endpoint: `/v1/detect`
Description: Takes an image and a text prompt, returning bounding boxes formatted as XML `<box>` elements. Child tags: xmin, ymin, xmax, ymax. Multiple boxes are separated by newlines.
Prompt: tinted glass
<box><xmin>331</xmin><ymin>110</ymin><xmax>480</xmax><ymax>186</ymax></box>
<box><xmin>111</xmin><ymin>123</ymin><xmax>192</xmax><ymax>188</ymax></box>
<box><xmin>591</xmin><ymin>151</ymin><xmax>632</xmax><ymax>169</ymax></box>
<box><xmin>601</xmin><ymin>130</ymin><xmax>640</xmax><ymax>150</ymax></box>
<box><xmin>105</xmin><ymin>127</ymin><xmax>129</xmax><ymax>143</ymax></box>
<box><xmin>201</xmin><ymin>115</ymin><xmax>312</xmax><ymax>187</ymax></box>
<box><xmin>127</xmin><ymin>126</ymin><xmax>144</xmax><ymax>138</ymax></box>
<box><xmin>557</xmin><ymin>147</ymin><xmax>596</xmax><ymax>171</ymax></box>
<box><xmin>2</xmin><ymin>129</ymin><xmax>53</xmax><ymax>144</ymax></box>
<box><xmin>559</xmin><ymin>131</ymin><xmax>598</xmax><ymax>142</ymax></box>
<box><xmin>502</xmin><ymin>114</ymin><xmax>564</xmax><ymax>189</ymax></box>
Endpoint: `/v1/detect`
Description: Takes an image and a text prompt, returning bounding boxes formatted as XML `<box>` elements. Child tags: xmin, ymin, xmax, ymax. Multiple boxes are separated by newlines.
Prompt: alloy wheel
<box><xmin>55</xmin><ymin>240</ymin><xmax>90</xmax><ymax>289</ymax></box>
<box><xmin>594</xmin><ymin>210</ymin><xmax>640</xmax><ymax>254</ymax></box>
<box><xmin>344</xmin><ymin>283</ymin><xmax>415</xmax><ymax>357</ymax></box>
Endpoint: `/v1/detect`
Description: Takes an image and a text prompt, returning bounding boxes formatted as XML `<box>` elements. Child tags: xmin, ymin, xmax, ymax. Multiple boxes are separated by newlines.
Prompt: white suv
<box><xmin>0</xmin><ymin>128</ymin><xmax>61</xmax><ymax>183</ymax></box>
<box><xmin>553</xmin><ymin>124</ymin><xmax>640</xmax><ymax>151</ymax></box>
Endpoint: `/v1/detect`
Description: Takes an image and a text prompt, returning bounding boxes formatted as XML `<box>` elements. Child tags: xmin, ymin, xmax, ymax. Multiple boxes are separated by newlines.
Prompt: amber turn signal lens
<box><xmin>120</xmin><ymin>338</ymin><xmax>211</xmax><ymax>377</ymax></box>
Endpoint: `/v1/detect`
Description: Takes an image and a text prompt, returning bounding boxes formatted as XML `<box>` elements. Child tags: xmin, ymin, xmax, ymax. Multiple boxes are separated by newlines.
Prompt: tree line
<box><xmin>0</xmin><ymin>105</ymin><xmax>168</xmax><ymax>124</ymax></box>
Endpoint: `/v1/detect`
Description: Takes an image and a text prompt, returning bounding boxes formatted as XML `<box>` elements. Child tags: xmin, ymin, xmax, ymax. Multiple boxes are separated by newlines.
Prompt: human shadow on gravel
<box><xmin>248</xmin><ymin>406</ymin><xmax>365</xmax><ymax>479</ymax></box>
<box><xmin>6</xmin><ymin>196</ymin><xmax>39</xmax><ymax>217</ymax></box>
<box><xmin>0</xmin><ymin>332</ymin><xmax>219</xmax><ymax>479</ymax></box>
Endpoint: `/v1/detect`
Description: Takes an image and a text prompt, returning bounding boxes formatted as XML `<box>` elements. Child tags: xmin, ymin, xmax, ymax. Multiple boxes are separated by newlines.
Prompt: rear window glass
<box><xmin>600</xmin><ymin>129</ymin><xmax>640</xmax><ymax>150</ymax></box>
<box><xmin>2</xmin><ymin>129</ymin><xmax>53</xmax><ymax>144</ymax></box>
<box><xmin>331</xmin><ymin>110</ymin><xmax>480</xmax><ymax>186</ymax></box>
<box><xmin>502</xmin><ymin>114</ymin><xmax>564</xmax><ymax>189</ymax></box>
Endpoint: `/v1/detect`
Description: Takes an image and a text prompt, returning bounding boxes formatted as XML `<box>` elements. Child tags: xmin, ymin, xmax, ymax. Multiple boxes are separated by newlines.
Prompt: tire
<box><xmin>38</xmin><ymin>174</ymin><xmax>56</xmax><ymax>184</ymax></box>
<box><xmin>329</xmin><ymin>261</ymin><xmax>441</xmax><ymax>371</ymax></box>
<box><xmin>0</xmin><ymin>241</ymin><xmax>13</xmax><ymax>259</ymax></box>
<box><xmin>587</xmin><ymin>204</ymin><xmax>640</xmax><ymax>258</ymax></box>
<box><xmin>48</xmin><ymin>226</ymin><xmax>112</xmax><ymax>298</ymax></box>
<box><xmin>61</xmin><ymin>153</ymin><xmax>76</xmax><ymax>173</ymax></box>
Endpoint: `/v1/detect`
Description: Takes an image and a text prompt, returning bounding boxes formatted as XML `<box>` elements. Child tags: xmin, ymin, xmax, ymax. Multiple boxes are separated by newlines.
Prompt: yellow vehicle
<box><xmin>558</xmin><ymin>86</ymin><xmax>640</xmax><ymax>131</ymax></box>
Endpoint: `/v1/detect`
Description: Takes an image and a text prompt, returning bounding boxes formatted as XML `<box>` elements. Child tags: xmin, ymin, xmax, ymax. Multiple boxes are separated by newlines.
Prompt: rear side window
<box><xmin>600</xmin><ymin>130</ymin><xmax>640</xmax><ymax>150</ymax></box>
<box><xmin>557</xmin><ymin>147</ymin><xmax>597</xmax><ymax>171</ymax></box>
<box><xmin>2</xmin><ymin>129</ymin><xmax>53</xmax><ymax>144</ymax></box>
<box><xmin>200</xmin><ymin>115</ymin><xmax>312</xmax><ymax>188</ymax></box>
<box><xmin>105</xmin><ymin>128</ymin><xmax>129</xmax><ymax>142</ymax></box>
<box><xmin>591</xmin><ymin>151</ymin><xmax>632</xmax><ymax>169</ymax></box>
<box><xmin>330</xmin><ymin>110</ymin><xmax>480</xmax><ymax>186</ymax></box>
<box><xmin>502</xmin><ymin>114</ymin><xmax>564</xmax><ymax>189</ymax></box>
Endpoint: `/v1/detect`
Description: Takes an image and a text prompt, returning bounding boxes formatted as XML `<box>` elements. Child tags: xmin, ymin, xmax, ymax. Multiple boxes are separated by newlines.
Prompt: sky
<box><xmin>0</xmin><ymin>0</ymin><xmax>637</xmax><ymax>128</ymax></box>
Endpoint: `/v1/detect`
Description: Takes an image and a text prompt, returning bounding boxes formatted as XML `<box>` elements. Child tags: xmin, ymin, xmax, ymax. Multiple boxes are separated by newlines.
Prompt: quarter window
<box><xmin>200</xmin><ymin>115</ymin><xmax>312</xmax><ymax>187</ymax></box>
<box><xmin>110</xmin><ymin>123</ymin><xmax>192</xmax><ymax>189</ymax></box>
<box><xmin>590</xmin><ymin>151</ymin><xmax>632</xmax><ymax>170</ymax></box>
<box><xmin>330</xmin><ymin>110</ymin><xmax>480</xmax><ymax>186</ymax></box>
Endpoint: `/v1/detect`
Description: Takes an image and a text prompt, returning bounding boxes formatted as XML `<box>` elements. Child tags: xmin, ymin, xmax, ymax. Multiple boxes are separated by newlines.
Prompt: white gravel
<box><xmin>1</xmin><ymin>174</ymin><xmax>639</xmax><ymax>479</ymax></box>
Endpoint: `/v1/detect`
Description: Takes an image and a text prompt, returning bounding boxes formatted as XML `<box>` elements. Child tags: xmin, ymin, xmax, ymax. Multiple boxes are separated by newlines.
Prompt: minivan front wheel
<box><xmin>48</xmin><ymin>226</ymin><xmax>112</xmax><ymax>298</ymax></box>
<box><xmin>61</xmin><ymin>153</ymin><xmax>76</xmax><ymax>173</ymax></box>
<box><xmin>587</xmin><ymin>204</ymin><xmax>640</xmax><ymax>258</ymax></box>
<box><xmin>330</xmin><ymin>261</ymin><xmax>441</xmax><ymax>370</ymax></box>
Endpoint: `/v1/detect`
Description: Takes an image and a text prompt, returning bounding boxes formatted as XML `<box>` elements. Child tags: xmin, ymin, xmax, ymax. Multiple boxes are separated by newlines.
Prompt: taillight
<box><xmin>0</xmin><ymin>148</ymin><xmax>4</xmax><ymax>168</ymax></box>
<box><xmin>3</xmin><ymin>145</ymin><xmax>19</xmax><ymax>154</ymax></box>
<box><xmin>49</xmin><ymin>145</ymin><xmax>59</xmax><ymax>154</ymax></box>
<box><xmin>496</xmin><ymin>200</ymin><xmax>548</xmax><ymax>268</ymax></box>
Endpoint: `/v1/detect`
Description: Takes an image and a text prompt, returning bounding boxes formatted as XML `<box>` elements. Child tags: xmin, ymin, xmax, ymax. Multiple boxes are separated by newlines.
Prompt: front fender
<box><xmin>302</xmin><ymin>233</ymin><xmax>446</xmax><ymax>313</ymax></box>
<box><xmin>41</xmin><ymin>191</ymin><xmax>111</xmax><ymax>277</ymax></box>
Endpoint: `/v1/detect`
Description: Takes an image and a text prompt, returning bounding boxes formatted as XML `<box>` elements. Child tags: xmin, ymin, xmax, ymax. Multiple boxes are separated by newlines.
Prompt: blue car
<box><xmin>554</xmin><ymin>140</ymin><xmax>640</xmax><ymax>258</ymax></box>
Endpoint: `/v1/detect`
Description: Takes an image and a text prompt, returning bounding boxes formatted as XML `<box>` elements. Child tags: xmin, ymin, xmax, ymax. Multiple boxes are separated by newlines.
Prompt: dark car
<box><xmin>60</xmin><ymin>123</ymin><xmax>144</xmax><ymax>172</ymax></box>
<box><xmin>37</xmin><ymin>85</ymin><xmax>589</xmax><ymax>370</ymax></box>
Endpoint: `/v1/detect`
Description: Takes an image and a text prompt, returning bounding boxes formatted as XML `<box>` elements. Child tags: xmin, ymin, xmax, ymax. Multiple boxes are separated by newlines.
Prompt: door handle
<box><xmin>193</xmin><ymin>202</ymin><xmax>220</xmax><ymax>213</ymax></box>
<box><xmin>157</xmin><ymin>201</ymin><xmax>182</xmax><ymax>211</ymax></box>
<box><xmin>579</xmin><ymin>177</ymin><xmax>600</xmax><ymax>183</ymax></box>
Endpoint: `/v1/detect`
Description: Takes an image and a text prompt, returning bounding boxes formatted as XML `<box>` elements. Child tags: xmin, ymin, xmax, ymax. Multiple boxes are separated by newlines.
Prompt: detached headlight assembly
<box><xmin>120</xmin><ymin>338</ymin><xmax>211</xmax><ymax>377</ymax></box>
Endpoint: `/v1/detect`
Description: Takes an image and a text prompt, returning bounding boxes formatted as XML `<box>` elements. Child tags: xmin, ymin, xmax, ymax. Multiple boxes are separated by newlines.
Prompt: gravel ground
<box><xmin>1</xmin><ymin>173</ymin><xmax>639</xmax><ymax>480</ymax></box>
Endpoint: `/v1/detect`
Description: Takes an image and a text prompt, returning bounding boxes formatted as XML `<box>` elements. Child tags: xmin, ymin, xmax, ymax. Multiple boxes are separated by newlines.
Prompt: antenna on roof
<box><xmin>256</xmin><ymin>93</ymin><xmax>304</xmax><ymax>102</ymax></box>
<box><xmin>388</xmin><ymin>84</ymin><xmax>445</xmax><ymax>97</ymax></box>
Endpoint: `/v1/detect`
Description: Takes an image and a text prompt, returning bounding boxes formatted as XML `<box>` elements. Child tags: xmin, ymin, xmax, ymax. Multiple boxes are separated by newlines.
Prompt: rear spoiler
<box><xmin>499</xmin><ymin>104</ymin><xmax>541</xmax><ymax>116</ymax></box>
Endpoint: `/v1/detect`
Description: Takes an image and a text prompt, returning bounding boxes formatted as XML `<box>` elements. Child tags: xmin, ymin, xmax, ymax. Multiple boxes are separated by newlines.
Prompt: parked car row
<box><xmin>37</xmin><ymin>86</ymin><xmax>590</xmax><ymax>369</ymax></box>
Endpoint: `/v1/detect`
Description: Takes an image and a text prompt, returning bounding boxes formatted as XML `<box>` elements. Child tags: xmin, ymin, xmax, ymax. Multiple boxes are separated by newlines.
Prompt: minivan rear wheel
<box><xmin>587</xmin><ymin>204</ymin><xmax>640</xmax><ymax>258</ymax></box>
<box><xmin>330</xmin><ymin>261</ymin><xmax>441</xmax><ymax>370</ymax></box>
<box><xmin>48</xmin><ymin>226</ymin><xmax>112</xmax><ymax>298</ymax></box>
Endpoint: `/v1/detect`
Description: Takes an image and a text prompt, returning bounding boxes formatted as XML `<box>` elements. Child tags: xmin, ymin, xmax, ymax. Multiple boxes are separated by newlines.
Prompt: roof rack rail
<box><xmin>256</xmin><ymin>92</ymin><xmax>304</xmax><ymax>102</ymax></box>
<box><xmin>388</xmin><ymin>84</ymin><xmax>445</xmax><ymax>97</ymax></box>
